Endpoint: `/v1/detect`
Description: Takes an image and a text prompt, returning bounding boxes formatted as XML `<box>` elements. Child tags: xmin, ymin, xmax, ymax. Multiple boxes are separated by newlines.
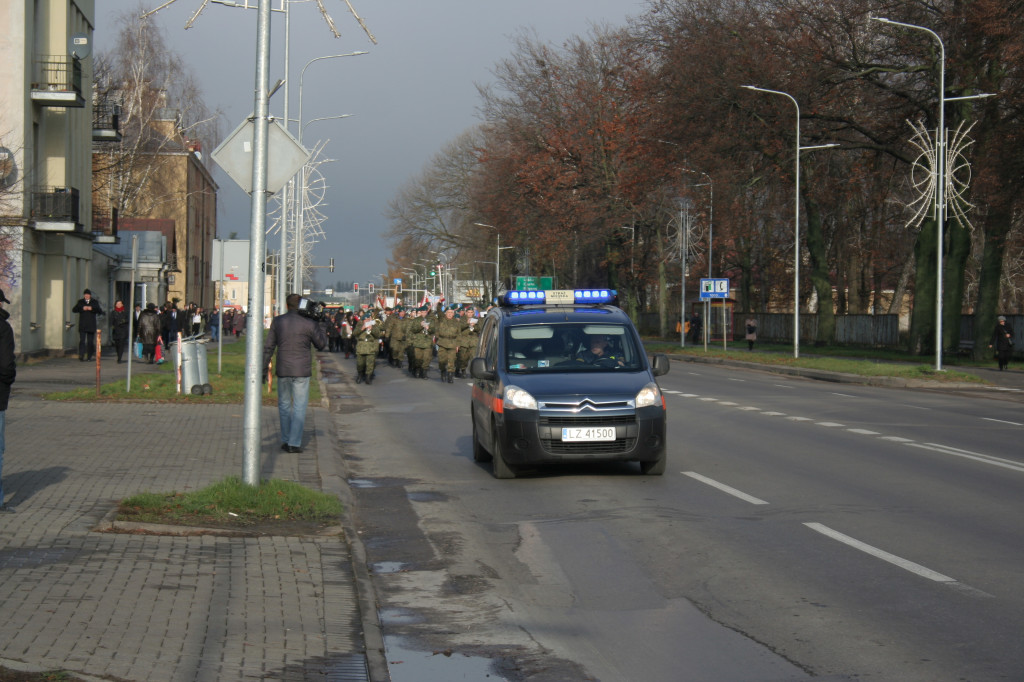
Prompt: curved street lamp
<box><xmin>290</xmin><ymin>51</ymin><xmax>367</xmax><ymax>293</ymax></box>
<box><xmin>741</xmin><ymin>85</ymin><xmax>838</xmax><ymax>359</ymax></box>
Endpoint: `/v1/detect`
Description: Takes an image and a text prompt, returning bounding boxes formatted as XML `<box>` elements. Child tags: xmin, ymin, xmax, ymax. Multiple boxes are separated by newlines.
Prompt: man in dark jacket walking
<box><xmin>0</xmin><ymin>288</ymin><xmax>16</xmax><ymax>512</ymax></box>
<box><xmin>72</xmin><ymin>289</ymin><xmax>103</xmax><ymax>361</ymax></box>
<box><xmin>263</xmin><ymin>294</ymin><xmax>327</xmax><ymax>453</ymax></box>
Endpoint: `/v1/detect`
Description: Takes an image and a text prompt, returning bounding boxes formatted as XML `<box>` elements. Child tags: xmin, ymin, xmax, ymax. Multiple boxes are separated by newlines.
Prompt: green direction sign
<box><xmin>514</xmin><ymin>276</ymin><xmax>553</xmax><ymax>290</ymax></box>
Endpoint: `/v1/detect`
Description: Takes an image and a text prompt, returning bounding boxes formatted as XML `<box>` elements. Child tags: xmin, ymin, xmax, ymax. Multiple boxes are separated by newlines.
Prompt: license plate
<box><xmin>561</xmin><ymin>427</ymin><xmax>616</xmax><ymax>442</ymax></box>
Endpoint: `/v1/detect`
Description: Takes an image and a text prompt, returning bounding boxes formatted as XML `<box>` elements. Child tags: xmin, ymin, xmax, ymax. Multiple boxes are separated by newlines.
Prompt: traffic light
<box><xmin>396</xmin><ymin>281</ymin><xmax>402</xmax><ymax>293</ymax></box>
<box><xmin>368</xmin><ymin>283</ymin><xmax>375</xmax><ymax>294</ymax></box>
<box><xmin>430</xmin><ymin>269</ymin><xmax>436</xmax><ymax>276</ymax></box>
<box><xmin>353</xmin><ymin>283</ymin><xmax>359</xmax><ymax>293</ymax></box>
<box><xmin>329</xmin><ymin>257</ymin><xmax>335</xmax><ymax>273</ymax></box>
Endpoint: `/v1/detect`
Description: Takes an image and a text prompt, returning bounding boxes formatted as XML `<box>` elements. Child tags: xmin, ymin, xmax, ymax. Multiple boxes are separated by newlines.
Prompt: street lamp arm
<box><xmin>302</xmin><ymin>114</ymin><xmax>353</xmax><ymax>136</ymax></box>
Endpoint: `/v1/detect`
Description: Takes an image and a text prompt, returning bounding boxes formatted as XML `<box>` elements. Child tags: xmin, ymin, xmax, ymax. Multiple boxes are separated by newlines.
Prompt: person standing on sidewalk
<box><xmin>989</xmin><ymin>315</ymin><xmax>1015</xmax><ymax>371</ymax></box>
<box><xmin>0</xmin><ymin>288</ymin><xmax>16</xmax><ymax>512</ymax></box>
<box><xmin>745</xmin><ymin>316</ymin><xmax>758</xmax><ymax>351</ymax></box>
<box><xmin>263</xmin><ymin>294</ymin><xmax>328</xmax><ymax>453</ymax></box>
<box><xmin>110</xmin><ymin>301</ymin><xmax>130</xmax><ymax>363</ymax></box>
<box><xmin>72</xmin><ymin>289</ymin><xmax>103</xmax><ymax>361</ymax></box>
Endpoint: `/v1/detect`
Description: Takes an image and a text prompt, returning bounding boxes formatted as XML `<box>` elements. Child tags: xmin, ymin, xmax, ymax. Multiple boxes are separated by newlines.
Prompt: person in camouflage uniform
<box><xmin>385</xmin><ymin>308</ymin><xmax>408</xmax><ymax>368</ymax></box>
<box><xmin>408</xmin><ymin>306</ymin><xmax>434</xmax><ymax>379</ymax></box>
<box><xmin>354</xmin><ymin>313</ymin><xmax>383</xmax><ymax>384</ymax></box>
<box><xmin>455</xmin><ymin>308</ymin><xmax>479</xmax><ymax>378</ymax></box>
<box><xmin>430</xmin><ymin>306</ymin><xmax>467</xmax><ymax>383</ymax></box>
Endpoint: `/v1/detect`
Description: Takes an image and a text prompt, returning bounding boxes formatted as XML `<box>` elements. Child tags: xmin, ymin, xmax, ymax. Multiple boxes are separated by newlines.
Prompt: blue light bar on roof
<box><xmin>574</xmin><ymin>289</ymin><xmax>615</xmax><ymax>304</ymax></box>
<box><xmin>505</xmin><ymin>290</ymin><xmax>546</xmax><ymax>305</ymax></box>
<box><xmin>502</xmin><ymin>289</ymin><xmax>617</xmax><ymax>306</ymax></box>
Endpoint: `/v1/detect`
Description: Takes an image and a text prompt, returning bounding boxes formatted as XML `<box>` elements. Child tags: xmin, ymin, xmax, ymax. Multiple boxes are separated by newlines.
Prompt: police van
<box><xmin>469</xmin><ymin>289</ymin><xmax>670</xmax><ymax>479</ymax></box>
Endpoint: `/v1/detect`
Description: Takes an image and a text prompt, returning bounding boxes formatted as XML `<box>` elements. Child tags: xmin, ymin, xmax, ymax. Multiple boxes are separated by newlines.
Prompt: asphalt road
<box><xmin>325</xmin><ymin>354</ymin><xmax>1024</xmax><ymax>682</ymax></box>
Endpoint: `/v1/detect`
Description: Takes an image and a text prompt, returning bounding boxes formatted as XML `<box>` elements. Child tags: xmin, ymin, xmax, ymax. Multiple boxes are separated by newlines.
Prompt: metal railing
<box><xmin>32</xmin><ymin>55</ymin><xmax>82</xmax><ymax>94</ymax></box>
<box><xmin>31</xmin><ymin>186</ymin><xmax>80</xmax><ymax>222</ymax></box>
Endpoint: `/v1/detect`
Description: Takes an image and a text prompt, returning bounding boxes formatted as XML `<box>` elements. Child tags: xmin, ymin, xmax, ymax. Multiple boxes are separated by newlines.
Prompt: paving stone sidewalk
<box><xmin>0</xmin><ymin>351</ymin><xmax>376</xmax><ymax>681</ymax></box>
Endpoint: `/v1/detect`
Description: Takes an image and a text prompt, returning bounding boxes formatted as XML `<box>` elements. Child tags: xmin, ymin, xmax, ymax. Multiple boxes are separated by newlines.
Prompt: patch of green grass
<box><xmin>644</xmin><ymin>341</ymin><xmax>985</xmax><ymax>383</ymax></box>
<box><xmin>117</xmin><ymin>476</ymin><xmax>343</xmax><ymax>527</ymax></box>
<box><xmin>42</xmin><ymin>336</ymin><xmax>322</xmax><ymax>404</ymax></box>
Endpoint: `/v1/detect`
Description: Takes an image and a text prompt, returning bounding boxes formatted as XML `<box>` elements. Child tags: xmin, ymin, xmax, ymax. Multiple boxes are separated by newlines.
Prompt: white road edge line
<box><xmin>908</xmin><ymin>442</ymin><xmax>1024</xmax><ymax>474</ymax></box>
<box><xmin>982</xmin><ymin>417</ymin><xmax>1023</xmax><ymax>427</ymax></box>
<box><xmin>683</xmin><ymin>472</ymin><xmax>770</xmax><ymax>505</ymax></box>
<box><xmin>803</xmin><ymin>522</ymin><xmax>957</xmax><ymax>584</ymax></box>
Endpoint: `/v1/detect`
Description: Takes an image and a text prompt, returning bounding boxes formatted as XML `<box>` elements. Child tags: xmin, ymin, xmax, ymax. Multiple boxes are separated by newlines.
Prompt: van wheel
<box><xmin>491</xmin><ymin>429</ymin><xmax>516</xmax><ymax>479</ymax></box>
<box><xmin>472</xmin><ymin>411</ymin><xmax>491</xmax><ymax>462</ymax></box>
<box><xmin>640</xmin><ymin>453</ymin><xmax>666</xmax><ymax>476</ymax></box>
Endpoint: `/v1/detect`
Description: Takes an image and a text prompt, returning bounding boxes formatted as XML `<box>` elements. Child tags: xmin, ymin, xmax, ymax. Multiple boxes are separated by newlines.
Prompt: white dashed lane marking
<box><xmin>671</xmin><ymin>392</ymin><xmax>1023</xmax><ymax>476</ymax></box>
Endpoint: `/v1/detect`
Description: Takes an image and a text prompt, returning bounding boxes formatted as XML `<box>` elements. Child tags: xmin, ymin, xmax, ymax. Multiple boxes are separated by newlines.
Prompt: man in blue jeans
<box><xmin>0</xmin><ymin>288</ymin><xmax>16</xmax><ymax>512</ymax></box>
<box><xmin>262</xmin><ymin>294</ymin><xmax>327</xmax><ymax>453</ymax></box>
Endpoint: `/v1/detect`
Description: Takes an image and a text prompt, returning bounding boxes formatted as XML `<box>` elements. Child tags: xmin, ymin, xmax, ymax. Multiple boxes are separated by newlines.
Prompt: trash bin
<box><xmin>172</xmin><ymin>337</ymin><xmax>213</xmax><ymax>396</ymax></box>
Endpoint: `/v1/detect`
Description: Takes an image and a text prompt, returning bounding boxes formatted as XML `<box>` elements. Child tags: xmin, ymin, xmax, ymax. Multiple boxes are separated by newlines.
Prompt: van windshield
<box><xmin>504</xmin><ymin>323</ymin><xmax>643</xmax><ymax>372</ymax></box>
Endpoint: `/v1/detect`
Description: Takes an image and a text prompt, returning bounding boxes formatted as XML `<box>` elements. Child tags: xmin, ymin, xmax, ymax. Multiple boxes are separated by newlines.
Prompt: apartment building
<box><xmin>0</xmin><ymin>0</ymin><xmax>96</xmax><ymax>355</ymax></box>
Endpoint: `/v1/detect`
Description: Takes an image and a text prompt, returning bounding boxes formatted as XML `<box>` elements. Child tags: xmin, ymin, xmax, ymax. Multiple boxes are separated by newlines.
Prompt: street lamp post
<box><xmin>869</xmin><ymin>18</ymin><xmax>993</xmax><ymax>371</ymax></box>
<box><xmin>291</xmin><ymin>51</ymin><xmax>366</xmax><ymax>293</ymax></box>
<box><xmin>871</xmin><ymin>17</ymin><xmax>946</xmax><ymax>371</ymax></box>
<box><xmin>675</xmin><ymin>198</ymin><xmax>691</xmax><ymax>348</ymax></box>
<box><xmin>741</xmin><ymin>85</ymin><xmax>838</xmax><ymax>359</ymax></box>
<box><xmin>474</xmin><ymin>223</ymin><xmax>513</xmax><ymax>299</ymax></box>
<box><xmin>680</xmin><ymin>169</ymin><xmax>713</xmax><ymax>348</ymax></box>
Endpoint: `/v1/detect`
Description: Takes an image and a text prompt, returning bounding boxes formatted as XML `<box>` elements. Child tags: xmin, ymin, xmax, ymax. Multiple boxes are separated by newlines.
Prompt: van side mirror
<box><xmin>469</xmin><ymin>357</ymin><xmax>495</xmax><ymax>381</ymax></box>
<box><xmin>651</xmin><ymin>353</ymin><xmax>670</xmax><ymax>376</ymax></box>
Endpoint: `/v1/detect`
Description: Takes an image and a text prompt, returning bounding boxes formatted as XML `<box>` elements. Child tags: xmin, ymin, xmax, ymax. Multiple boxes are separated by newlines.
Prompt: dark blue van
<box><xmin>469</xmin><ymin>290</ymin><xmax>670</xmax><ymax>478</ymax></box>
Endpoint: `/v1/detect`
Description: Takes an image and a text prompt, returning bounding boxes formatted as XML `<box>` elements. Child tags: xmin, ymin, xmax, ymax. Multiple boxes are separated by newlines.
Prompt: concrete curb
<box><xmin>316</xmin><ymin>380</ymin><xmax>390</xmax><ymax>682</ymax></box>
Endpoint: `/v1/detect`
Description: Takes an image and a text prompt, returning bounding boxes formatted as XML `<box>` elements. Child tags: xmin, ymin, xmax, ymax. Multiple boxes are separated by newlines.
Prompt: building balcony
<box><xmin>93</xmin><ymin>100</ymin><xmax>122</xmax><ymax>142</ymax></box>
<box><xmin>31</xmin><ymin>186</ymin><xmax>83</xmax><ymax>232</ymax></box>
<box><xmin>30</xmin><ymin>56</ymin><xmax>85</xmax><ymax>108</ymax></box>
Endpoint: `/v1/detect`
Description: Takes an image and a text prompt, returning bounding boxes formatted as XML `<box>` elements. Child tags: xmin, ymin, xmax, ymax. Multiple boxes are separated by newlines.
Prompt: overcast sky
<box><xmin>95</xmin><ymin>0</ymin><xmax>647</xmax><ymax>290</ymax></box>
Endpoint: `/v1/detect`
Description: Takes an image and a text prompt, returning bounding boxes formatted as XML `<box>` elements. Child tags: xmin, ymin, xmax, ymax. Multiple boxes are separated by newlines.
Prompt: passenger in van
<box><xmin>576</xmin><ymin>334</ymin><xmax>625</xmax><ymax>366</ymax></box>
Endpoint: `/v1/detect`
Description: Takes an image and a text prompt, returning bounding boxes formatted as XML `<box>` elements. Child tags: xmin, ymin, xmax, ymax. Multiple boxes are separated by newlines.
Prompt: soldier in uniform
<box><xmin>403</xmin><ymin>309</ymin><xmax>418</xmax><ymax>374</ymax></box>
<box><xmin>386</xmin><ymin>308</ymin><xmax>408</xmax><ymax>368</ymax></box>
<box><xmin>455</xmin><ymin>308</ymin><xmax>479</xmax><ymax>378</ymax></box>
<box><xmin>408</xmin><ymin>306</ymin><xmax>434</xmax><ymax>379</ymax></box>
<box><xmin>430</xmin><ymin>306</ymin><xmax>467</xmax><ymax>383</ymax></box>
<box><xmin>354</xmin><ymin>313</ymin><xmax>383</xmax><ymax>384</ymax></box>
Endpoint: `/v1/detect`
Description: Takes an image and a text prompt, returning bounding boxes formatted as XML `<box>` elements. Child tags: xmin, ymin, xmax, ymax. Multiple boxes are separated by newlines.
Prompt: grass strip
<box><xmin>644</xmin><ymin>342</ymin><xmax>985</xmax><ymax>383</ymax></box>
<box><xmin>117</xmin><ymin>476</ymin><xmax>343</xmax><ymax>526</ymax></box>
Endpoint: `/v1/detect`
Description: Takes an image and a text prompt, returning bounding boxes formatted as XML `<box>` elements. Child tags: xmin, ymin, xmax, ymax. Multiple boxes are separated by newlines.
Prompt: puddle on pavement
<box><xmin>348</xmin><ymin>478</ymin><xmax>380</xmax><ymax>488</ymax></box>
<box><xmin>371</xmin><ymin>561</ymin><xmax>409</xmax><ymax>574</ymax></box>
<box><xmin>384</xmin><ymin>635</ymin><xmax>507</xmax><ymax>682</ymax></box>
<box><xmin>407</xmin><ymin>491</ymin><xmax>446</xmax><ymax>503</ymax></box>
<box><xmin>378</xmin><ymin>608</ymin><xmax>423</xmax><ymax>626</ymax></box>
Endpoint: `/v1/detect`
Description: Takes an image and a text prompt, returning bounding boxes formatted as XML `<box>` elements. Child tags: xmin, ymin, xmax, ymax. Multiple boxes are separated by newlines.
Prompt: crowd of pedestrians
<box><xmin>67</xmin><ymin>290</ymin><xmax>251</xmax><ymax>364</ymax></box>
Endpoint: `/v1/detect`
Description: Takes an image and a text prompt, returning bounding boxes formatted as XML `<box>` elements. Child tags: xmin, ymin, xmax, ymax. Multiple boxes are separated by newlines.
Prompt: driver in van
<box><xmin>576</xmin><ymin>334</ymin><xmax>625</xmax><ymax>366</ymax></box>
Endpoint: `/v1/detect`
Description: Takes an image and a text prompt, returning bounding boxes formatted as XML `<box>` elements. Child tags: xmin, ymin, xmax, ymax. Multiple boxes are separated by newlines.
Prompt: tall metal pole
<box><xmin>741</xmin><ymin>86</ymin><xmax>837</xmax><ymax>359</ymax></box>
<box><xmin>242</xmin><ymin>0</ymin><xmax>273</xmax><ymax>487</ymax></box>
<box><xmin>292</xmin><ymin>52</ymin><xmax>366</xmax><ymax>294</ymax></box>
<box><xmin>278</xmin><ymin>1</ymin><xmax>291</xmax><ymax>314</ymax></box>
<box><xmin>871</xmin><ymin>18</ymin><xmax>945</xmax><ymax>371</ymax></box>
<box><xmin>678</xmin><ymin>201</ymin><xmax>686</xmax><ymax>348</ymax></box>
<box><xmin>126</xmin><ymin>235</ymin><xmax>137</xmax><ymax>392</ymax></box>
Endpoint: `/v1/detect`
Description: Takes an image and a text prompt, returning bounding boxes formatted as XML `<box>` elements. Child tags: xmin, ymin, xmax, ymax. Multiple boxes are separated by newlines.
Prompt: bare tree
<box><xmin>386</xmin><ymin>127</ymin><xmax>485</xmax><ymax>261</ymax></box>
<box><xmin>92</xmin><ymin>7</ymin><xmax>219</xmax><ymax>222</ymax></box>
<box><xmin>0</xmin><ymin>135</ymin><xmax>24</xmax><ymax>289</ymax></box>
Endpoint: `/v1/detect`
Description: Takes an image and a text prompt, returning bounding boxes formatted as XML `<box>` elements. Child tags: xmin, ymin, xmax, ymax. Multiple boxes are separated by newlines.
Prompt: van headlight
<box><xmin>635</xmin><ymin>382</ymin><xmax>662</xmax><ymax>408</ymax></box>
<box><xmin>504</xmin><ymin>385</ymin><xmax>537</xmax><ymax>410</ymax></box>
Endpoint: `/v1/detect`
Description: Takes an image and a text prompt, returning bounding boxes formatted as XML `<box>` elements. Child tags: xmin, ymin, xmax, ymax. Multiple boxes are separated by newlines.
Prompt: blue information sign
<box><xmin>699</xmin><ymin>278</ymin><xmax>730</xmax><ymax>300</ymax></box>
